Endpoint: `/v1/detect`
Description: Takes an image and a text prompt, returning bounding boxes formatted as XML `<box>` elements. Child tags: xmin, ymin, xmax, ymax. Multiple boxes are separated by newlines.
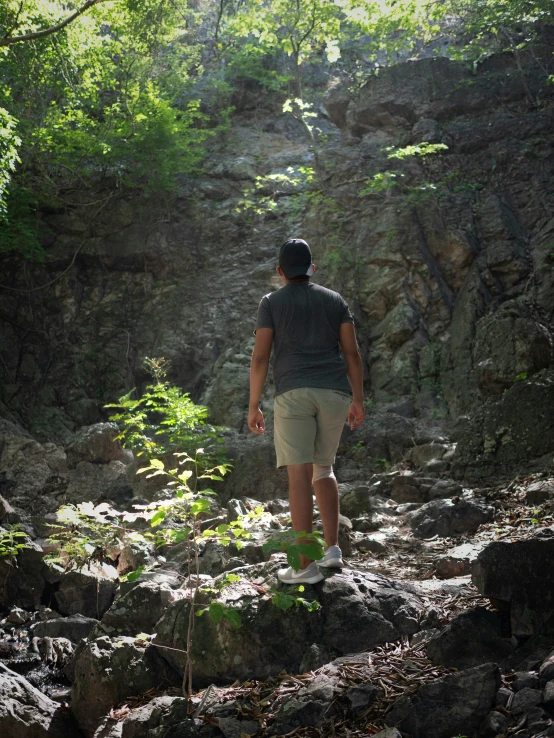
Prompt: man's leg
<box><xmin>313</xmin><ymin>475</ymin><xmax>339</xmax><ymax>549</ymax></box>
<box><xmin>287</xmin><ymin>463</ymin><xmax>314</xmax><ymax>570</ymax></box>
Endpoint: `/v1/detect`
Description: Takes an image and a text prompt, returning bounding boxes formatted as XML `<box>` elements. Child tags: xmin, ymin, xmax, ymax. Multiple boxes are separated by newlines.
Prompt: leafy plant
<box><xmin>106</xmin><ymin>357</ymin><xmax>225</xmax><ymax>466</ymax></box>
<box><xmin>0</xmin><ymin>524</ymin><xmax>29</xmax><ymax>559</ymax></box>
<box><xmin>262</xmin><ymin>529</ymin><xmax>325</xmax><ymax>571</ymax></box>
<box><xmin>271</xmin><ymin>585</ymin><xmax>320</xmax><ymax>613</ymax></box>
<box><xmin>46</xmin><ymin>449</ymin><xmax>247</xmax><ymax>696</ymax></box>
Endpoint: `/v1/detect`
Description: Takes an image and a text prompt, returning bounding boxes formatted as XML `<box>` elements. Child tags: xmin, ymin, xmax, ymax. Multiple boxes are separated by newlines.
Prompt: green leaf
<box><xmin>224</xmin><ymin>609</ymin><xmax>241</xmax><ymax>628</ymax></box>
<box><xmin>120</xmin><ymin>565</ymin><xmax>145</xmax><ymax>583</ymax></box>
<box><xmin>150</xmin><ymin>459</ymin><xmax>165</xmax><ymax>470</ymax></box>
<box><xmin>287</xmin><ymin>548</ymin><xmax>301</xmax><ymax>571</ymax></box>
<box><xmin>191</xmin><ymin>499</ymin><xmax>211</xmax><ymax>515</ymax></box>
<box><xmin>295</xmin><ymin>543</ymin><xmax>325</xmax><ymax>561</ymax></box>
<box><xmin>208</xmin><ymin>602</ymin><xmax>226</xmax><ymax>624</ymax></box>
<box><xmin>150</xmin><ymin>510</ymin><xmax>166</xmax><ymax>527</ymax></box>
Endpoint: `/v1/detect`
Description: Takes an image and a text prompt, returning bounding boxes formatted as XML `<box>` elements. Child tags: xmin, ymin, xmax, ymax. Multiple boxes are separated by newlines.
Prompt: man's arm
<box><xmin>248</xmin><ymin>327</ymin><xmax>274</xmax><ymax>434</ymax></box>
<box><xmin>339</xmin><ymin>322</ymin><xmax>365</xmax><ymax>430</ymax></box>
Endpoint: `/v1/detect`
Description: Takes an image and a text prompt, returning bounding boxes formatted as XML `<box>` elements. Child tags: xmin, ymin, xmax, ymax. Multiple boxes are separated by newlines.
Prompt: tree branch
<box><xmin>1</xmin><ymin>0</ymin><xmax>110</xmax><ymax>47</ymax></box>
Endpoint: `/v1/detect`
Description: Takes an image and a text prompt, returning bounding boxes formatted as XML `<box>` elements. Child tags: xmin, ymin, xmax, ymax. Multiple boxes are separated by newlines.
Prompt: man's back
<box><xmin>256</xmin><ymin>282</ymin><xmax>353</xmax><ymax>397</ymax></box>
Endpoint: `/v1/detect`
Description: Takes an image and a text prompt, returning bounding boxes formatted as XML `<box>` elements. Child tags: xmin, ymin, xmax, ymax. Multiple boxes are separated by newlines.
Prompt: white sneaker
<box><xmin>317</xmin><ymin>545</ymin><xmax>344</xmax><ymax>568</ymax></box>
<box><xmin>277</xmin><ymin>561</ymin><xmax>324</xmax><ymax>585</ymax></box>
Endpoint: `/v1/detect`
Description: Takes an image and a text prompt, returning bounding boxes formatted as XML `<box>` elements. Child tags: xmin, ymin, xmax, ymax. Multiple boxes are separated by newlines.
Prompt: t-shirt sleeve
<box><xmin>339</xmin><ymin>296</ymin><xmax>354</xmax><ymax>325</ymax></box>
<box><xmin>255</xmin><ymin>295</ymin><xmax>274</xmax><ymax>332</ymax></box>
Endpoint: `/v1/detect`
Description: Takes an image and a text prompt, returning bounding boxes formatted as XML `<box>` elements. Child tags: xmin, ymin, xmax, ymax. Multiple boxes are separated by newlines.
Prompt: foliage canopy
<box><xmin>0</xmin><ymin>0</ymin><xmax>552</xmax><ymax>256</ymax></box>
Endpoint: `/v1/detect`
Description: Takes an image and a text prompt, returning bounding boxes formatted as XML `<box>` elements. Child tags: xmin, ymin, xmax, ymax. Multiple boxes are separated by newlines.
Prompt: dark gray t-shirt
<box><xmin>255</xmin><ymin>282</ymin><xmax>354</xmax><ymax>397</ymax></box>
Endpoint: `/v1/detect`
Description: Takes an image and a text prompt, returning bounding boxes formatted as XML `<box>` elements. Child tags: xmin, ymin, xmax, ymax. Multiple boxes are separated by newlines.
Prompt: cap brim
<box><xmin>283</xmin><ymin>264</ymin><xmax>314</xmax><ymax>278</ymax></box>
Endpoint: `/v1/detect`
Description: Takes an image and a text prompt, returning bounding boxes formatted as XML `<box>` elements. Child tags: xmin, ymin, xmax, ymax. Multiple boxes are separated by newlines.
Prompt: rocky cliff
<box><xmin>1</xmin><ymin>32</ymin><xmax>554</xmax><ymax>480</ymax></box>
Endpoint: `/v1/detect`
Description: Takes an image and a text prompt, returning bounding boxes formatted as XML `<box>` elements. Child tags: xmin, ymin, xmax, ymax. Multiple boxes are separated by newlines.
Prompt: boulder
<box><xmin>71</xmin><ymin>636</ymin><xmax>179</xmax><ymax>736</ymax></box>
<box><xmin>385</xmin><ymin>662</ymin><xmax>500</xmax><ymax>738</ymax></box>
<box><xmin>345</xmin><ymin>413</ymin><xmax>416</xmax><ymax>465</ymax></box>
<box><xmin>472</xmin><ymin>534</ymin><xmax>554</xmax><ymax>636</ymax></box>
<box><xmin>435</xmin><ymin>541</ymin><xmax>485</xmax><ymax>579</ymax></box>
<box><xmin>339</xmin><ymin>484</ymin><xmax>374</xmax><ymax>517</ymax></box>
<box><xmin>0</xmin><ymin>435</ymin><xmax>67</xmax><ymax>513</ymax></box>
<box><xmin>0</xmin><ymin>539</ymin><xmax>51</xmax><ymax>609</ymax></box>
<box><xmin>526</xmin><ymin>480</ymin><xmax>554</xmax><ymax>506</ymax></box>
<box><xmin>427</xmin><ymin>608</ymin><xmax>512</xmax><ymax>669</ymax></box>
<box><xmin>408</xmin><ymin>498</ymin><xmax>494</xmax><ymax>538</ymax></box>
<box><xmin>219</xmin><ymin>433</ymin><xmax>288</xmax><ymax>503</ymax></box>
<box><xmin>65</xmin><ymin>460</ymin><xmax>132</xmax><ymax>506</ymax></box>
<box><xmin>54</xmin><ymin>563</ymin><xmax>119</xmax><ymax>619</ymax></box>
<box><xmin>0</xmin><ymin>662</ymin><xmax>82</xmax><ymax>738</ymax></box>
<box><xmin>65</xmin><ymin>423</ymin><xmax>125</xmax><ymax>467</ymax></box>
<box><xmin>427</xmin><ymin>479</ymin><xmax>463</xmax><ymax>500</ymax></box>
<box><xmin>410</xmin><ymin>443</ymin><xmax>449</xmax><ymax>468</ymax></box>
<box><xmin>100</xmin><ymin>581</ymin><xmax>182</xmax><ymax>635</ymax></box>
<box><xmin>31</xmin><ymin>615</ymin><xmax>98</xmax><ymax>643</ymax></box>
<box><xmin>155</xmin><ymin>564</ymin><xmax>424</xmax><ymax>684</ymax></box>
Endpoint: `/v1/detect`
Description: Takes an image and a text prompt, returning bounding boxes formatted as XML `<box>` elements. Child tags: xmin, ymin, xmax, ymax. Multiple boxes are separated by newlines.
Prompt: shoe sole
<box><xmin>318</xmin><ymin>558</ymin><xmax>344</xmax><ymax>568</ymax></box>
<box><xmin>278</xmin><ymin>573</ymin><xmax>324</xmax><ymax>585</ymax></box>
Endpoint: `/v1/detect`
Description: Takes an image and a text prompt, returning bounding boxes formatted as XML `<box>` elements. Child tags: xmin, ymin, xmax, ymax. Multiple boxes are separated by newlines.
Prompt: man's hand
<box><xmin>248</xmin><ymin>407</ymin><xmax>265</xmax><ymax>434</ymax></box>
<box><xmin>348</xmin><ymin>401</ymin><xmax>365</xmax><ymax>431</ymax></box>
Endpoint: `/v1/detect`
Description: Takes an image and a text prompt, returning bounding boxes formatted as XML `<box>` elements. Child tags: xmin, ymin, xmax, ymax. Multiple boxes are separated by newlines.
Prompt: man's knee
<box><xmin>312</xmin><ymin>464</ymin><xmax>335</xmax><ymax>483</ymax></box>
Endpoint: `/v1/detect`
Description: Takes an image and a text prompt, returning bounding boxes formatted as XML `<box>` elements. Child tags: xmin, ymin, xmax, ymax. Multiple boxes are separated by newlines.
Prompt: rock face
<box><xmin>472</xmin><ymin>534</ymin><xmax>554</xmax><ymax>636</ymax></box>
<box><xmin>385</xmin><ymin>662</ymin><xmax>500</xmax><ymax>738</ymax></box>
<box><xmin>452</xmin><ymin>369</ymin><xmax>554</xmax><ymax>480</ymax></box>
<box><xmin>0</xmin><ymin>663</ymin><xmax>82</xmax><ymax>738</ymax></box>
<box><xmin>155</xmin><ymin>565</ymin><xmax>424</xmax><ymax>684</ymax></box>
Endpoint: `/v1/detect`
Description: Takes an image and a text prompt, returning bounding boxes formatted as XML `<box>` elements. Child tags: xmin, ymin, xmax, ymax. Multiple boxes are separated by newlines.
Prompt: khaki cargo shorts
<box><xmin>273</xmin><ymin>387</ymin><xmax>351</xmax><ymax>468</ymax></box>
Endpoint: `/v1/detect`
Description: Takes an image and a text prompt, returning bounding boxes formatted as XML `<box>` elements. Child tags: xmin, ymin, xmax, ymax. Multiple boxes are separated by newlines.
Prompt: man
<box><xmin>248</xmin><ymin>238</ymin><xmax>364</xmax><ymax>585</ymax></box>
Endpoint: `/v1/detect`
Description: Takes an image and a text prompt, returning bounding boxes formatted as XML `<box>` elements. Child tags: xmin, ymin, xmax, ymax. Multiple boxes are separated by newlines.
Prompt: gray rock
<box><xmin>299</xmin><ymin>643</ymin><xmax>330</xmax><ymax>673</ymax></box>
<box><xmin>435</xmin><ymin>542</ymin><xmax>486</xmax><ymax>579</ymax></box>
<box><xmin>0</xmin><ymin>539</ymin><xmax>51</xmax><ymax>609</ymax></box>
<box><xmin>410</xmin><ymin>443</ymin><xmax>449</xmax><ymax>468</ymax></box>
<box><xmin>480</xmin><ymin>709</ymin><xmax>510</xmax><ymax>737</ymax></box>
<box><xmin>65</xmin><ymin>423</ymin><xmax>125</xmax><ymax>467</ymax></box>
<box><xmin>356</xmin><ymin>537</ymin><xmax>387</xmax><ymax>554</ymax></box>
<box><xmin>267</xmin><ymin>499</ymin><xmax>288</xmax><ymax>514</ymax></box>
<box><xmin>0</xmin><ymin>663</ymin><xmax>82</xmax><ymax>737</ymax></box>
<box><xmin>385</xmin><ymin>662</ymin><xmax>500</xmax><ymax>738</ymax></box>
<box><xmin>218</xmin><ymin>717</ymin><xmax>259</xmax><ymax>738</ymax></box>
<box><xmin>347</xmin><ymin>683</ymin><xmax>380</xmax><ymax>714</ymax></box>
<box><xmin>452</xmin><ymin>369</ymin><xmax>554</xmax><ymax>480</ymax></box>
<box><xmin>543</xmin><ymin>680</ymin><xmax>554</xmax><ymax>709</ymax></box>
<box><xmin>219</xmin><ymin>433</ymin><xmax>288</xmax><ymax>503</ymax></box>
<box><xmin>511</xmin><ymin>687</ymin><xmax>543</xmax><ymax>714</ymax></box>
<box><xmin>226</xmin><ymin>498</ymin><xmax>247</xmax><ymax>522</ymax></box>
<box><xmin>428</xmin><ymin>479</ymin><xmax>463</xmax><ymax>500</ymax></box>
<box><xmin>513</xmin><ymin>671</ymin><xmax>540</xmax><ymax>691</ymax></box>
<box><xmin>340</xmin><ymin>484</ymin><xmax>373</xmax><ymax>517</ymax></box>
<box><xmin>408</xmin><ymin>498</ymin><xmax>494</xmax><ymax>538</ymax></box>
<box><xmin>372</xmin><ymin>730</ymin><xmax>402</xmax><ymax>738</ymax></box>
<box><xmin>71</xmin><ymin>636</ymin><xmax>179</xmax><ymax>736</ymax></box>
<box><xmin>31</xmin><ymin>615</ymin><xmax>98</xmax><ymax>643</ymax></box>
<box><xmin>55</xmin><ymin>563</ymin><xmax>118</xmax><ymax>619</ymax></box>
<box><xmin>496</xmin><ymin>687</ymin><xmax>513</xmax><ymax>707</ymax></box>
<box><xmin>155</xmin><ymin>565</ymin><xmax>424</xmax><ymax>683</ymax></box>
<box><xmin>539</xmin><ymin>650</ymin><xmax>554</xmax><ymax>682</ymax></box>
<box><xmin>526</xmin><ymin>480</ymin><xmax>554</xmax><ymax>506</ymax></box>
<box><xmin>473</xmin><ymin>535</ymin><xmax>554</xmax><ymax>636</ymax></box>
<box><xmin>101</xmin><ymin>581</ymin><xmax>180</xmax><ymax>635</ymax></box>
<box><xmin>199</xmin><ymin>541</ymin><xmax>229</xmax><ymax>577</ymax></box>
<box><xmin>427</xmin><ymin>608</ymin><xmax>512</xmax><ymax>670</ymax></box>
<box><xmin>270</xmin><ymin>698</ymin><xmax>328</xmax><ymax>734</ymax></box>
<box><xmin>7</xmin><ymin>606</ymin><xmax>30</xmax><ymax>625</ymax></box>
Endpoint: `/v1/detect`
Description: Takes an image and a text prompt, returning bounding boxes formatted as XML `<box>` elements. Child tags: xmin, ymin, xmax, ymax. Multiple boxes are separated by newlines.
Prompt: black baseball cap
<box><xmin>279</xmin><ymin>238</ymin><xmax>314</xmax><ymax>279</ymax></box>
